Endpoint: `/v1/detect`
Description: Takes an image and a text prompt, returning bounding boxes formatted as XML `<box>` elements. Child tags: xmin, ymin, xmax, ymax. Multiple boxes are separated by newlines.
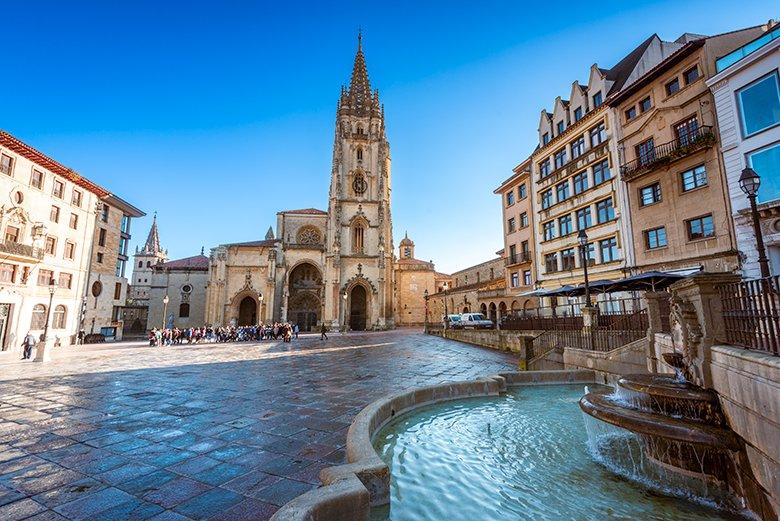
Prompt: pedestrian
<box><xmin>320</xmin><ymin>322</ymin><xmax>328</xmax><ymax>340</ymax></box>
<box><xmin>21</xmin><ymin>331</ymin><xmax>36</xmax><ymax>360</ymax></box>
<box><xmin>293</xmin><ymin>323</ymin><xmax>299</xmax><ymax>339</ymax></box>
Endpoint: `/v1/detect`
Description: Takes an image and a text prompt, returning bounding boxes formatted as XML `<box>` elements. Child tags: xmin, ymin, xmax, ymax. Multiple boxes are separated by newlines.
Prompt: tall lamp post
<box><xmin>341</xmin><ymin>290</ymin><xmax>348</xmax><ymax>333</ymax></box>
<box><xmin>258</xmin><ymin>294</ymin><xmax>264</xmax><ymax>323</ymax></box>
<box><xmin>162</xmin><ymin>295</ymin><xmax>169</xmax><ymax>330</ymax></box>
<box><xmin>423</xmin><ymin>289</ymin><xmax>429</xmax><ymax>333</ymax></box>
<box><xmin>578</xmin><ymin>229</ymin><xmax>592</xmax><ymax>307</ymax></box>
<box><xmin>739</xmin><ymin>167</ymin><xmax>770</xmax><ymax>278</ymax></box>
<box><xmin>35</xmin><ymin>278</ymin><xmax>58</xmax><ymax>362</ymax></box>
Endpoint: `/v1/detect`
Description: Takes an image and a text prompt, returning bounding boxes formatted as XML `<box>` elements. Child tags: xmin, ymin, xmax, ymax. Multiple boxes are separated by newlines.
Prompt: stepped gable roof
<box><xmin>277</xmin><ymin>208</ymin><xmax>328</xmax><ymax>215</ymax></box>
<box><xmin>159</xmin><ymin>255</ymin><xmax>209</xmax><ymax>271</ymax></box>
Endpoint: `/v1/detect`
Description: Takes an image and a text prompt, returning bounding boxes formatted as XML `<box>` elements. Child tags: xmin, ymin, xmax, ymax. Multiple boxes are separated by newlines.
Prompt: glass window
<box><xmin>639</xmin><ymin>96</ymin><xmax>652</xmax><ymax>113</ymax></box>
<box><xmin>52</xmin><ymin>305</ymin><xmax>66</xmax><ymax>329</ymax></box>
<box><xmin>523</xmin><ymin>270</ymin><xmax>532</xmax><ymax>285</ymax></box>
<box><xmin>518</xmin><ymin>183</ymin><xmax>527</xmax><ymax>199</ymax></box>
<box><xmin>507</xmin><ymin>217</ymin><xmax>516</xmax><ymax>233</ymax></box>
<box><xmin>539</xmin><ymin>159</ymin><xmax>551</xmax><ymax>178</ymax></box>
<box><xmin>571</xmin><ymin>136</ymin><xmax>585</xmax><ymax>159</ymax></box>
<box><xmin>592</xmin><ymin>91</ymin><xmax>603</xmax><ymax>108</ymax></box>
<box><xmin>44</xmin><ymin>237</ymin><xmax>56</xmax><ymax>255</ymax></box>
<box><xmin>120</xmin><ymin>215</ymin><xmax>130</xmax><ymax>234</ymax></box>
<box><xmin>639</xmin><ymin>182</ymin><xmax>662</xmax><ymax>206</ymax></box>
<box><xmin>58</xmin><ymin>272</ymin><xmax>72</xmax><ymax>289</ymax></box>
<box><xmin>636</xmin><ymin>138</ymin><xmax>656</xmax><ymax>166</ymax></box>
<box><xmin>71</xmin><ymin>189</ymin><xmax>82</xmax><ymax>207</ymax></box>
<box><xmin>625</xmin><ymin>106</ymin><xmax>637</xmax><ymax>120</ymax></box>
<box><xmin>64</xmin><ymin>241</ymin><xmax>75</xmax><ymax>260</ymax></box>
<box><xmin>545</xmin><ymin>253</ymin><xmax>558</xmax><ymax>273</ymax></box>
<box><xmin>37</xmin><ymin>269</ymin><xmax>53</xmax><ymax>286</ymax></box>
<box><xmin>5</xmin><ymin>226</ymin><xmax>19</xmax><ymax>243</ymax></box>
<box><xmin>561</xmin><ymin>248</ymin><xmax>576</xmax><ymax>270</ymax></box>
<box><xmin>541</xmin><ymin>189</ymin><xmax>553</xmax><ymax>209</ymax></box>
<box><xmin>687</xmin><ymin>214</ymin><xmax>714</xmax><ymax>240</ymax></box>
<box><xmin>645</xmin><ymin>227</ymin><xmax>667</xmax><ymax>249</ymax></box>
<box><xmin>589</xmin><ymin>123</ymin><xmax>607</xmax><ymax>147</ymax></box>
<box><xmin>576</xmin><ymin>207</ymin><xmax>592</xmax><ymax>229</ymax></box>
<box><xmin>0</xmin><ymin>263</ymin><xmax>16</xmax><ymax>283</ymax></box>
<box><xmin>554</xmin><ymin>149</ymin><xmax>567</xmax><ymax>169</ymax></box>
<box><xmin>542</xmin><ymin>132</ymin><xmax>550</xmax><ymax>145</ymax></box>
<box><xmin>31</xmin><ymin>304</ymin><xmax>47</xmax><ymax>330</ymax></box>
<box><xmin>52</xmin><ymin>180</ymin><xmax>64</xmax><ymax>198</ymax></box>
<box><xmin>675</xmin><ymin>117</ymin><xmax>700</xmax><ymax>146</ymax></box>
<box><xmin>543</xmin><ymin>221</ymin><xmax>556</xmax><ymax>241</ymax></box>
<box><xmin>101</xmin><ymin>204</ymin><xmax>110</xmax><ymax>222</ymax></box>
<box><xmin>506</xmin><ymin>191</ymin><xmax>515</xmax><ymax>206</ymax></box>
<box><xmin>600</xmin><ymin>237</ymin><xmax>619</xmax><ymax>262</ymax></box>
<box><xmin>583</xmin><ymin>242</ymin><xmax>596</xmax><ymax>264</ymax></box>
<box><xmin>683</xmin><ymin>66</ymin><xmax>700</xmax><ymax>85</ymax></box>
<box><xmin>573</xmin><ymin>171</ymin><xmax>589</xmax><ymax>194</ymax></box>
<box><xmin>681</xmin><ymin>165</ymin><xmax>707</xmax><ymax>191</ymax></box>
<box><xmin>574</xmin><ymin>107</ymin><xmax>583</xmax><ymax>121</ymax></box>
<box><xmin>520</xmin><ymin>212</ymin><xmax>529</xmax><ymax>228</ymax></box>
<box><xmin>559</xmin><ymin>215</ymin><xmax>573</xmax><ymax>236</ymax></box>
<box><xmin>179</xmin><ymin>303</ymin><xmax>190</xmax><ymax>318</ymax></box>
<box><xmin>31</xmin><ymin>169</ymin><xmax>44</xmax><ymax>189</ymax></box>
<box><xmin>737</xmin><ymin>72</ymin><xmax>780</xmax><ymax>137</ymax></box>
<box><xmin>70</xmin><ymin>213</ymin><xmax>78</xmax><ymax>230</ymax></box>
<box><xmin>98</xmin><ymin>228</ymin><xmax>107</xmax><ymax>247</ymax></box>
<box><xmin>747</xmin><ymin>143</ymin><xmax>780</xmax><ymax>203</ymax></box>
<box><xmin>593</xmin><ymin>160</ymin><xmax>611</xmax><ymax>184</ymax></box>
<box><xmin>50</xmin><ymin>206</ymin><xmax>60</xmax><ymax>223</ymax></box>
<box><xmin>557</xmin><ymin>121</ymin><xmax>565</xmax><ymax>134</ymax></box>
<box><xmin>0</xmin><ymin>154</ymin><xmax>13</xmax><ymax>176</ymax></box>
<box><xmin>666</xmin><ymin>78</ymin><xmax>680</xmax><ymax>96</ymax></box>
<box><xmin>556</xmin><ymin>181</ymin><xmax>570</xmax><ymax>202</ymax></box>
<box><xmin>596</xmin><ymin>198</ymin><xmax>615</xmax><ymax>223</ymax></box>
<box><xmin>510</xmin><ymin>272</ymin><xmax>519</xmax><ymax>288</ymax></box>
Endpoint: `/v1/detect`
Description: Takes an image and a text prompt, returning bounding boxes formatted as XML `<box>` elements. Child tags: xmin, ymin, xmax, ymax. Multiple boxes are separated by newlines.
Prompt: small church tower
<box><xmin>129</xmin><ymin>213</ymin><xmax>168</xmax><ymax>304</ymax></box>
<box><xmin>324</xmin><ymin>32</ymin><xmax>394</xmax><ymax>330</ymax></box>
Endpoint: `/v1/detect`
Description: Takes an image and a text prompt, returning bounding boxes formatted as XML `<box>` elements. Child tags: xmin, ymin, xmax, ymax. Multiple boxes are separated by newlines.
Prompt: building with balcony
<box><xmin>494</xmin><ymin>158</ymin><xmax>536</xmax><ymax>312</ymax></box>
<box><xmin>610</xmin><ymin>26</ymin><xmax>765</xmax><ymax>275</ymax></box>
<box><xmin>706</xmin><ymin>21</ymin><xmax>780</xmax><ymax>278</ymax></box>
<box><xmin>0</xmin><ymin>130</ymin><xmax>140</xmax><ymax>356</ymax></box>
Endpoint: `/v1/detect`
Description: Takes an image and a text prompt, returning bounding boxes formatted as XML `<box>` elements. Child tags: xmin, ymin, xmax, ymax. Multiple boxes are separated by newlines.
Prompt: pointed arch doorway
<box><xmin>349</xmin><ymin>285</ymin><xmax>367</xmax><ymax>331</ymax></box>
<box><xmin>238</xmin><ymin>296</ymin><xmax>257</xmax><ymax>325</ymax></box>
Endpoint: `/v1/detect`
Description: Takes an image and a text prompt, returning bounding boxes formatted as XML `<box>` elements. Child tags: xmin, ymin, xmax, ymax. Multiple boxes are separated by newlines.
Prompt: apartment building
<box><xmin>82</xmin><ymin>194</ymin><xmax>144</xmax><ymax>340</ymax></box>
<box><xmin>707</xmin><ymin>22</ymin><xmax>780</xmax><ymax>278</ymax></box>
<box><xmin>0</xmin><ymin>130</ymin><xmax>140</xmax><ymax>356</ymax></box>
<box><xmin>610</xmin><ymin>27</ymin><xmax>765</xmax><ymax>275</ymax></box>
<box><xmin>494</xmin><ymin>158</ymin><xmax>536</xmax><ymax>312</ymax></box>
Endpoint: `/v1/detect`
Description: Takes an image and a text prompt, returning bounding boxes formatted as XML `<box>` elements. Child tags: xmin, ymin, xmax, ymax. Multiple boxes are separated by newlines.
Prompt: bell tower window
<box><xmin>357</xmin><ymin>147</ymin><xmax>363</xmax><ymax>161</ymax></box>
<box><xmin>352</xmin><ymin>224</ymin><xmax>365</xmax><ymax>254</ymax></box>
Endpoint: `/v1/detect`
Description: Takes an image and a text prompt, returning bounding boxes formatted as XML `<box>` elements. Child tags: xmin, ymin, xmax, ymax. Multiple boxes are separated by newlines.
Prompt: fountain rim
<box><xmin>617</xmin><ymin>373</ymin><xmax>720</xmax><ymax>403</ymax></box>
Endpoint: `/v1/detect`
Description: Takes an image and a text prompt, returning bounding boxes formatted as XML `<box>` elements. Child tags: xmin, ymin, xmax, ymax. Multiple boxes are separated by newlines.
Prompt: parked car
<box><xmin>459</xmin><ymin>313</ymin><xmax>494</xmax><ymax>329</ymax></box>
<box><xmin>444</xmin><ymin>314</ymin><xmax>463</xmax><ymax>329</ymax></box>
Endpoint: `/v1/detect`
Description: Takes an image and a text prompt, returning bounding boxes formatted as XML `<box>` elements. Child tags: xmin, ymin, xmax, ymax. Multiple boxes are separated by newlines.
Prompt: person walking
<box><xmin>293</xmin><ymin>323</ymin><xmax>299</xmax><ymax>339</ymax></box>
<box><xmin>21</xmin><ymin>331</ymin><xmax>36</xmax><ymax>360</ymax></box>
<box><xmin>320</xmin><ymin>322</ymin><xmax>328</xmax><ymax>340</ymax></box>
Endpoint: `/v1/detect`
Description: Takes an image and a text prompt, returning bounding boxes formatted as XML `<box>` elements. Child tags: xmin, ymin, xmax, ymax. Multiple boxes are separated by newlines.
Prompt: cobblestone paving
<box><xmin>0</xmin><ymin>330</ymin><xmax>516</xmax><ymax>520</ymax></box>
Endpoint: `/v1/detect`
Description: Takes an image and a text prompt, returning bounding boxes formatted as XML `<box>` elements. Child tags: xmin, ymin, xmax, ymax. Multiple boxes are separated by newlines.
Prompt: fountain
<box><xmin>579</xmin><ymin>352</ymin><xmax>767</xmax><ymax>518</ymax></box>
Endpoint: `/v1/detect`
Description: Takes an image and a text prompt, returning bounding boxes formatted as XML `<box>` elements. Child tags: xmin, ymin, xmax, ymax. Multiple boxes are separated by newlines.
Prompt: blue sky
<box><xmin>2</xmin><ymin>1</ymin><xmax>773</xmax><ymax>273</ymax></box>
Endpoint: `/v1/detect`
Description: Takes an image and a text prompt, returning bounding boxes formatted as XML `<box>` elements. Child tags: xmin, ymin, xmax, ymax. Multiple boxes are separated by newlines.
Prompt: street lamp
<box><xmin>162</xmin><ymin>295</ymin><xmax>169</xmax><ymax>330</ymax></box>
<box><xmin>739</xmin><ymin>167</ymin><xmax>770</xmax><ymax>278</ymax></box>
<box><xmin>578</xmin><ymin>228</ymin><xmax>592</xmax><ymax>307</ymax></box>
<box><xmin>341</xmin><ymin>290</ymin><xmax>348</xmax><ymax>333</ymax></box>
<box><xmin>258</xmin><ymin>294</ymin><xmax>264</xmax><ymax>323</ymax></box>
<box><xmin>423</xmin><ymin>289</ymin><xmax>429</xmax><ymax>333</ymax></box>
<box><xmin>41</xmin><ymin>278</ymin><xmax>58</xmax><ymax>344</ymax></box>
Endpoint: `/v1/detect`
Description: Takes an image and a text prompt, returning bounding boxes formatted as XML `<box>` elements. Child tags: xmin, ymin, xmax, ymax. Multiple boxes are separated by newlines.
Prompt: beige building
<box><xmin>494</xmin><ymin>158</ymin><xmax>537</xmax><ymax>312</ymax></box>
<box><xmin>82</xmin><ymin>194</ymin><xmax>144</xmax><ymax>340</ymax></box>
<box><xmin>203</xmin><ymin>37</ymin><xmax>395</xmax><ymax>331</ymax></box>
<box><xmin>148</xmin><ymin>252</ymin><xmax>209</xmax><ymax>330</ymax></box>
<box><xmin>0</xmin><ymin>130</ymin><xmax>138</xmax><ymax>356</ymax></box>
<box><xmin>393</xmin><ymin>234</ymin><xmax>439</xmax><ymax>326</ymax></box>
<box><xmin>610</xmin><ymin>27</ymin><xmax>764</xmax><ymax>275</ymax></box>
<box><xmin>428</xmin><ymin>255</ymin><xmax>507</xmax><ymax>322</ymax></box>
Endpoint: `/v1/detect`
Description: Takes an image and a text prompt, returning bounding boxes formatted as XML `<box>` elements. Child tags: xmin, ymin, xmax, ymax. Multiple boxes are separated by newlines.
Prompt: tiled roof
<box><xmin>227</xmin><ymin>239</ymin><xmax>278</xmax><ymax>247</ymax></box>
<box><xmin>159</xmin><ymin>255</ymin><xmax>209</xmax><ymax>270</ymax></box>
<box><xmin>277</xmin><ymin>208</ymin><xmax>328</xmax><ymax>215</ymax></box>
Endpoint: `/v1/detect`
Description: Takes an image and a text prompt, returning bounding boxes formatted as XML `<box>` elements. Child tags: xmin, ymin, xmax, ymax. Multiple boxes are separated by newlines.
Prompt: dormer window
<box><xmin>625</xmin><ymin>106</ymin><xmax>637</xmax><ymax>121</ymax></box>
<box><xmin>542</xmin><ymin>132</ymin><xmax>550</xmax><ymax>145</ymax></box>
<box><xmin>592</xmin><ymin>91</ymin><xmax>603</xmax><ymax>108</ymax></box>
<box><xmin>574</xmin><ymin>107</ymin><xmax>583</xmax><ymax>122</ymax></box>
<box><xmin>556</xmin><ymin>121</ymin><xmax>565</xmax><ymax>135</ymax></box>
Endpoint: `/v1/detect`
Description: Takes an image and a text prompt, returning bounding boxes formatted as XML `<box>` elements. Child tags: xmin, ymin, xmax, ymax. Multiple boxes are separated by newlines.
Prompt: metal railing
<box><xmin>718</xmin><ymin>276</ymin><xmax>779</xmax><ymax>355</ymax></box>
<box><xmin>505</xmin><ymin>252</ymin><xmax>531</xmax><ymax>266</ymax></box>
<box><xmin>529</xmin><ymin>308</ymin><xmax>648</xmax><ymax>355</ymax></box>
<box><xmin>620</xmin><ymin>126</ymin><xmax>715</xmax><ymax>180</ymax></box>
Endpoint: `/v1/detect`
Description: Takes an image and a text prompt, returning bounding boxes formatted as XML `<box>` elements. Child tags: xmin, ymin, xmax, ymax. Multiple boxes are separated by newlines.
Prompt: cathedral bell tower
<box><xmin>325</xmin><ymin>33</ymin><xmax>394</xmax><ymax>330</ymax></box>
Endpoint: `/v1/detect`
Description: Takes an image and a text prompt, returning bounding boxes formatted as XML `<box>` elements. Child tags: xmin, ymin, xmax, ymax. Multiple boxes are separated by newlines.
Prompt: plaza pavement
<box><xmin>0</xmin><ymin>329</ymin><xmax>517</xmax><ymax>520</ymax></box>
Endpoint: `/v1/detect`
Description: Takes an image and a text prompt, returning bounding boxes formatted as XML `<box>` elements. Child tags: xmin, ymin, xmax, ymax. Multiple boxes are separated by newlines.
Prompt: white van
<box><xmin>459</xmin><ymin>313</ymin><xmax>494</xmax><ymax>329</ymax></box>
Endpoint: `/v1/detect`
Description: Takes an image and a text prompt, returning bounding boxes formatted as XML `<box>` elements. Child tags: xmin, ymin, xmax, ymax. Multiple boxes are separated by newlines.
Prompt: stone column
<box><xmin>667</xmin><ymin>272</ymin><xmax>741</xmax><ymax>389</ymax></box>
<box><xmin>643</xmin><ymin>291</ymin><xmax>671</xmax><ymax>373</ymax></box>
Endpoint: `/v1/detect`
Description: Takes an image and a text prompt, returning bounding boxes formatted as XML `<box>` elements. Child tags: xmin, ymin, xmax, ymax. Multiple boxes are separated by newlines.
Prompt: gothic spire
<box><xmin>339</xmin><ymin>32</ymin><xmax>381</xmax><ymax>118</ymax></box>
<box><xmin>142</xmin><ymin>212</ymin><xmax>162</xmax><ymax>255</ymax></box>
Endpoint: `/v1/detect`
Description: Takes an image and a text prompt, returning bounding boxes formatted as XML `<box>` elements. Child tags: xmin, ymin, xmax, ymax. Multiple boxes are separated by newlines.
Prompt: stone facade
<box><xmin>148</xmin><ymin>254</ymin><xmax>209</xmax><ymax>330</ymax></box>
<box><xmin>706</xmin><ymin>22</ymin><xmax>780</xmax><ymax>278</ymax></box>
<box><xmin>427</xmin><ymin>255</ymin><xmax>509</xmax><ymax>322</ymax></box>
<box><xmin>204</xmin><ymin>37</ymin><xmax>395</xmax><ymax>331</ymax></box>
<box><xmin>610</xmin><ymin>28</ymin><xmax>763</xmax><ymax>275</ymax></box>
<box><xmin>393</xmin><ymin>235</ymin><xmax>438</xmax><ymax>326</ymax></box>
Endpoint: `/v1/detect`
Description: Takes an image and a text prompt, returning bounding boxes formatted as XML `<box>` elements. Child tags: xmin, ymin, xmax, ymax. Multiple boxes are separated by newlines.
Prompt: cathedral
<box><xmin>204</xmin><ymin>36</ymin><xmax>396</xmax><ymax>331</ymax></box>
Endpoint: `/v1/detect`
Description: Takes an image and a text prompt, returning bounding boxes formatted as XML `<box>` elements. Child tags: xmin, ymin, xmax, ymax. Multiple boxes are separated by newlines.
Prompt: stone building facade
<box><xmin>204</xmin><ymin>36</ymin><xmax>395</xmax><ymax>331</ymax></box>
<box><xmin>610</xmin><ymin>27</ymin><xmax>764</xmax><ymax>276</ymax></box>
<box><xmin>427</xmin><ymin>255</ymin><xmax>508</xmax><ymax>323</ymax></box>
<box><xmin>82</xmin><ymin>194</ymin><xmax>144</xmax><ymax>341</ymax></box>
<box><xmin>0</xmin><ymin>130</ymin><xmax>139</xmax><ymax>356</ymax></box>
<box><xmin>393</xmin><ymin>234</ymin><xmax>439</xmax><ymax>326</ymax></box>
<box><xmin>147</xmin><ymin>254</ymin><xmax>209</xmax><ymax>330</ymax></box>
<box><xmin>707</xmin><ymin>22</ymin><xmax>780</xmax><ymax>278</ymax></box>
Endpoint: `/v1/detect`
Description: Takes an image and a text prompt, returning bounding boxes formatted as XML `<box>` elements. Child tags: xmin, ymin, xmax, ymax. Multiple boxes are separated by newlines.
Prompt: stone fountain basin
<box><xmin>579</xmin><ymin>389</ymin><xmax>741</xmax><ymax>451</ymax></box>
<box><xmin>618</xmin><ymin>374</ymin><xmax>720</xmax><ymax>404</ymax></box>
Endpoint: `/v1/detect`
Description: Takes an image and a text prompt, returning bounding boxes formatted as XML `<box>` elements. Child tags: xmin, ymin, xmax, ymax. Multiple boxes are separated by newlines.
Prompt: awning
<box><xmin>532</xmin><ymin>269</ymin><xmax>702</xmax><ymax>297</ymax></box>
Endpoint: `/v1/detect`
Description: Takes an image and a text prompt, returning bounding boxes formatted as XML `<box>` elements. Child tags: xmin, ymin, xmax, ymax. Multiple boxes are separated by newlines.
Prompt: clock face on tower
<box><xmin>352</xmin><ymin>173</ymin><xmax>367</xmax><ymax>195</ymax></box>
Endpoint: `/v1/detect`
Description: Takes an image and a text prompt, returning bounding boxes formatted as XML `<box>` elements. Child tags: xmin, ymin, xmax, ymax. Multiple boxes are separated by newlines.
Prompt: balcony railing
<box><xmin>505</xmin><ymin>251</ymin><xmax>531</xmax><ymax>266</ymax></box>
<box><xmin>0</xmin><ymin>241</ymin><xmax>44</xmax><ymax>261</ymax></box>
<box><xmin>620</xmin><ymin>126</ymin><xmax>715</xmax><ymax>180</ymax></box>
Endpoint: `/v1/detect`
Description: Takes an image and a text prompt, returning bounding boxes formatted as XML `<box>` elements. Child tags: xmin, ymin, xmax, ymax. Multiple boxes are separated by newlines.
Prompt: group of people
<box><xmin>148</xmin><ymin>322</ymin><xmax>305</xmax><ymax>346</ymax></box>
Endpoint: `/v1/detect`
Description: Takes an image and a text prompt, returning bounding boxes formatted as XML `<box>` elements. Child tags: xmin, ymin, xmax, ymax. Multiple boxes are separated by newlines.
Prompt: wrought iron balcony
<box><xmin>0</xmin><ymin>241</ymin><xmax>44</xmax><ymax>261</ymax></box>
<box><xmin>620</xmin><ymin>126</ymin><xmax>715</xmax><ymax>181</ymax></box>
<box><xmin>505</xmin><ymin>251</ymin><xmax>532</xmax><ymax>266</ymax></box>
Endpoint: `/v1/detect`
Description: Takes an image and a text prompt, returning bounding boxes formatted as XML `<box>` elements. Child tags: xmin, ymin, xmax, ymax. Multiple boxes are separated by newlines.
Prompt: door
<box><xmin>238</xmin><ymin>297</ymin><xmax>257</xmax><ymax>326</ymax></box>
<box><xmin>349</xmin><ymin>286</ymin><xmax>367</xmax><ymax>331</ymax></box>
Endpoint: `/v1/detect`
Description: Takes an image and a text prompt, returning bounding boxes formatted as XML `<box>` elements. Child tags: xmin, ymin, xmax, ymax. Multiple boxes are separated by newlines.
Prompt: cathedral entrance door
<box><xmin>349</xmin><ymin>285</ymin><xmax>367</xmax><ymax>331</ymax></box>
<box><xmin>289</xmin><ymin>293</ymin><xmax>320</xmax><ymax>332</ymax></box>
<box><xmin>238</xmin><ymin>296</ymin><xmax>257</xmax><ymax>325</ymax></box>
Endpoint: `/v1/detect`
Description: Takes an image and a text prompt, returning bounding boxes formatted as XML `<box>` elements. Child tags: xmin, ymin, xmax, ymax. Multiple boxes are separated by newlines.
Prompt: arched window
<box><xmin>138</xmin><ymin>261</ymin><xmax>142</xmax><ymax>268</ymax></box>
<box><xmin>146</xmin><ymin>261</ymin><xmax>151</xmax><ymax>268</ymax></box>
<box><xmin>179</xmin><ymin>303</ymin><xmax>190</xmax><ymax>318</ymax></box>
<box><xmin>31</xmin><ymin>304</ymin><xmax>46</xmax><ymax>329</ymax></box>
<box><xmin>352</xmin><ymin>223</ymin><xmax>365</xmax><ymax>253</ymax></box>
<box><xmin>53</xmin><ymin>305</ymin><xmax>66</xmax><ymax>329</ymax></box>
<box><xmin>356</xmin><ymin>147</ymin><xmax>363</xmax><ymax>160</ymax></box>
